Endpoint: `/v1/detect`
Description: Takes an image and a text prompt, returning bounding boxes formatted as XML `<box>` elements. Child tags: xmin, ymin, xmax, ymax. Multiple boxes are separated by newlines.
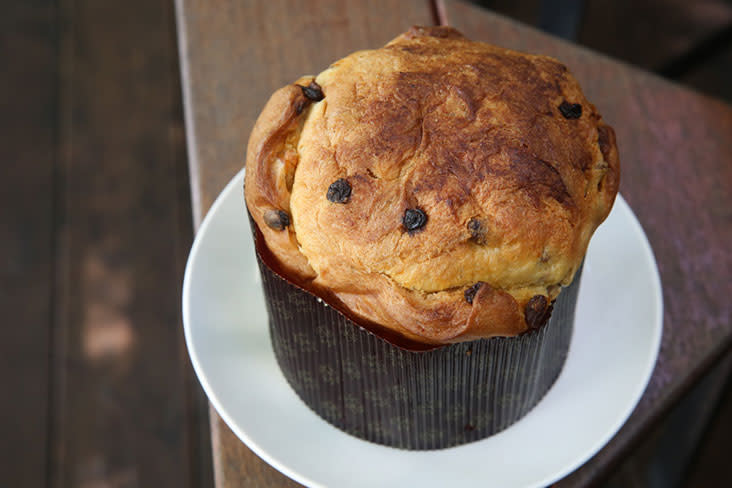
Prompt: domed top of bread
<box><xmin>244</xmin><ymin>26</ymin><xmax>619</xmax><ymax>344</ymax></box>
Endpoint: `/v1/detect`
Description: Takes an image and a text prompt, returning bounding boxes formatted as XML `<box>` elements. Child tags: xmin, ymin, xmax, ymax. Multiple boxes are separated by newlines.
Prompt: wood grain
<box><xmin>604</xmin><ymin>352</ymin><xmax>732</xmax><ymax>488</ymax></box>
<box><xmin>170</xmin><ymin>23</ymin><xmax>217</xmax><ymax>488</ymax></box>
<box><xmin>0</xmin><ymin>2</ymin><xmax>57</xmax><ymax>486</ymax></box>
<box><xmin>440</xmin><ymin>0</ymin><xmax>732</xmax><ymax>486</ymax></box>
<box><xmin>50</xmin><ymin>0</ymin><xmax>211</xmax><ymax>486</ymax></box>
<box><xmin>176</xmin><ymin>0</ymin><xmax>434</xmax><ymax>486</ymax></box>
<box><xmin>210</xmin><ymin>410</ymin><xmax>301</xmax><ymax>488</ymax></box>
<box><xmin>684</xmin><ymin>354</ymin><xmax>732</xmax><ymax>487</ymax></box>
<box><xmin>681</xmin><ymin>42</ymin><xmax>732</xmax><ymax>103</ymax></box>
<box><xmin>579</xmin><ymin>0</ymin><xmax>732</xmax><ymax>71</ymax></box>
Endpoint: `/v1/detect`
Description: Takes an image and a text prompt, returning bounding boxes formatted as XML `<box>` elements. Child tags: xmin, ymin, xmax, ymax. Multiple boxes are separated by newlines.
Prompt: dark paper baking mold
<box><xmin>250</xmin><ymin>219</ymin><xmax>580</xmax><ymax>450</ymax></box>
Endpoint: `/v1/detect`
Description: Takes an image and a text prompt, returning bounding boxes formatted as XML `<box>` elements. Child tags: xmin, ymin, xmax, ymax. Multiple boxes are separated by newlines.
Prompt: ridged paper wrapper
<box><xmin>250</xmin><ymin>217</ymin><xmax>579</xmax><ymax>449</ymax></box>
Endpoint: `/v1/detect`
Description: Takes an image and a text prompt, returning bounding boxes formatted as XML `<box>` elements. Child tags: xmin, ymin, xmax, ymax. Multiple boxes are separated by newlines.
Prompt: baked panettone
<box><xmin>245</xmin><ymin>25</ymin><xmax>619</xmax><ymax>345</ymax></box>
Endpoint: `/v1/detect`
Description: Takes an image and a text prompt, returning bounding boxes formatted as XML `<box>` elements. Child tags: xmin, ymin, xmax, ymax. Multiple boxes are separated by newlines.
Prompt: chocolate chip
<box><xmin>524</xmin><ymin>295</ymin><xmax>553</xmax><ymax>329</ymax></box>
<box><xmin>464</xmin><ymin>423</ymin><xmax>476</xmax><ymax>432</ymax></box>
<box><xmin>402</xmin><ymin>208</ymin><xmax>427</xmax><ymax>233</ymax></box>
<box><xmin>467</xmin><ymin>218</ymin><xmax>486</xmax><ymax>244</ymax></box>
<box><xmin>294</xmin><ymin>99</ymin><xmax>307</xmax><ymax>115</ymax></box>
<box><xmin>558</xmin><ymin>101</ymin><xmax>582</xmax><ymax>119</ymax></box>
<box><xmin>464</xmin><ymin>282</ymin><xmax>483</xmax><ymax>304</ymax></box>
<box><xmin>263</xmin><ymin>209</ymin><xmax>290</xmax><ymax>230</ymax></box>
<box><xmin>326</xmin><ymin>178</ymin><xmax>351</xmax><ymax>203</ymax></box>
<box><xmin>300</xmin><ymin>80</ymin><xmax>324</xmax><ymax>101</ymax></box>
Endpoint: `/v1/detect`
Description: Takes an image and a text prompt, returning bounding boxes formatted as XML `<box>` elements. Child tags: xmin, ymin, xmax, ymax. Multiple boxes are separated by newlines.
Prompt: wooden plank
<box><xmin>578</xmin><ymin>0</ymin><xmax>732</xmax><ymax>71</ymax></box>
<box><xmin>680</xmin><ymin>42</ymin><xmax>732</xmax><ymax>103</ymax></box>
<box><xmin>51</xmin><ymin>0</ymin><xmax>211</xmax><ymax>486</ymax></box>
<box><xmin>168</xmin><ymin>15</ymin><xmax>217</xmax><ymax>488</ymax></box>
<box><xmin>171</xmin><ymin>101</ymin><xmax>216</xmax><ymax>488</ymax></box>
<box><xmin>176</xmin><ymin>0</ymin><xmax>434</xmax><ymax>485</ymax></box>
<box><xmin>210</xmin><ymin>410</ymin><xmax>301</xmax><ymax>488</ymax></box>
<box><xmin>642</xmin><ymin>353</ymin><xmax>732</xmax><ymax>487</ymax></box>
<box><xmin>0</xmin><ymin>2</ymin><xmax>57</xmax><ymax>486</ymax></box>
<box><xmin>467</xmin><ymin>0</ymin><xmax>541</xmax><ymax>27</ymax></box>
<box><xmin>604</xmin><ymin>353</ymin><xmax>732</xmax><ymax>487</ymax></box>
<box><xmin>684</xmin><ymin>354</ymin><xmax>732</xmax><ymax>487</ymax></box>
<box><xmin>440</xmin><ymin>1</ymin><xmax>732</xmax><ymax>486</ymax></box>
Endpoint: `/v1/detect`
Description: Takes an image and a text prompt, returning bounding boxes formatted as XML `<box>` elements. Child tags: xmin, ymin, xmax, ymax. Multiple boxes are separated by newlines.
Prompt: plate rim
<box><xmin>182</xmin><ymin>168</ymin><xmax>663</xmax><ymax>488</ymax></box>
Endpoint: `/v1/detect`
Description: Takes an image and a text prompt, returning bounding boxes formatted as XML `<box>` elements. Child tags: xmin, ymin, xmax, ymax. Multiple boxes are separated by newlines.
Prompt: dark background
<box><xmin>1</xmin><ymin>0</ymin><xmax>730</xmax><ymax>487</ymax></box>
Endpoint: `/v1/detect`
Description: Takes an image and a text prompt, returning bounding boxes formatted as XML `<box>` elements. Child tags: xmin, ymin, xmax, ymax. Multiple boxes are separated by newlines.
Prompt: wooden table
<box><xmin>175</xmin><ymin>1</ymin><xmax>732</xmax><ymax>486</ymax></box>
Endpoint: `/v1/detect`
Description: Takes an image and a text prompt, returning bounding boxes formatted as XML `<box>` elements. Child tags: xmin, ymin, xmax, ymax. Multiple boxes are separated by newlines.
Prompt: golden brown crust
<box><xmin>244</xmin><ymin>26</ymin><xmax>620</xmax><ymax>344</ymax></box>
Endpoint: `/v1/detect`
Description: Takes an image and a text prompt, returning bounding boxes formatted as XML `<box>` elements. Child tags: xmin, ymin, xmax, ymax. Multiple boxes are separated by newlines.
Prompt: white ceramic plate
<box><xmin>183</xmin><ymin>169</ymin><xmax>663</xmax><ymax>488</ymax></box>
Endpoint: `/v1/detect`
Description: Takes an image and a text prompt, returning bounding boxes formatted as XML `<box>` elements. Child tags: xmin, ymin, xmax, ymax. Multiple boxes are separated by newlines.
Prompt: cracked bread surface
<box><xmin>244</xmin><ymin>26</ymin><xmax>619</xmax><ymax>344</ymax></box>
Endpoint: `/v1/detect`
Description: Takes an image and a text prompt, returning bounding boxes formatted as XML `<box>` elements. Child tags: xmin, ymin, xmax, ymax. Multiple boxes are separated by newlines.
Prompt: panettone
<box><xmin>244</xmin><ymin>26</ymin><xmax>619</xmax><ymax>344</ymax></box>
